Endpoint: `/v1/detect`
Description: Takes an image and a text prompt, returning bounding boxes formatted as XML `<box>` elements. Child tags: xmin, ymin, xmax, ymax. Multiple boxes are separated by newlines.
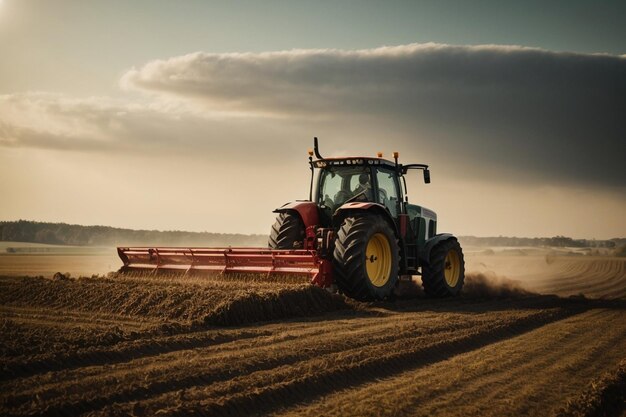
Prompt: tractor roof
<box><xmin>311</xmin><ymin>157</ymin><xmax>397</xmax><ymax>169</ymax></box>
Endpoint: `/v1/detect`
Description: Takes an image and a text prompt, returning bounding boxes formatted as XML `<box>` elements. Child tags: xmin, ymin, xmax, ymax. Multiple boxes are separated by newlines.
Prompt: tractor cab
<box><xmin>313</xmin><ymin>158</ymin><xmax>402</xmax><ymax>224</ymax></box>
<box><xmin>308</xmin><ymin>143</ymin><xmax>434</xmax><ymax>238</ymax></box>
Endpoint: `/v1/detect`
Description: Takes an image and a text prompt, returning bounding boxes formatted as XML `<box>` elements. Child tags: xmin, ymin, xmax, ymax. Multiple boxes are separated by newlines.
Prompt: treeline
<box><xmin>1</xmin><ymin>220</ymin><xmax>623</xmax><ymax>249</ymax></box>
<box><xmin>459</xmin><ymin>235</ymin><xmax>624</xmax><ymax>248</ymax></box>
<box><xmin>0</xmin><ymin>220</ymin><xmax>267</xmax><ymax>247</ymax></box>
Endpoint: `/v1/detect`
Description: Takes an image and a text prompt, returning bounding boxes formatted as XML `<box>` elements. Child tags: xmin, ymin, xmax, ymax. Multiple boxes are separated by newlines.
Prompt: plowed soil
<box><xmin>467</xmin><ymin>255</ymin><xmax>626</xmax><ymax>299</ymax></box>
<box><xmin>1</xmin><ymin>255</ymin><xmax>625</xmax><ymax>416</ymax></box>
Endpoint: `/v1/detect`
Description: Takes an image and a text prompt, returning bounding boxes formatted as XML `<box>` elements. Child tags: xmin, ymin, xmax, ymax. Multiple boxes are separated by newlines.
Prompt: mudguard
<box><xmin>273</xmin><ymin>201</ymin><xmax>319</xmax><ymax>229</ymax></box>
<box><xmin>419</xmin><ymin>233</ymin><xmax>457</xmax><ymax>264</ymax></box>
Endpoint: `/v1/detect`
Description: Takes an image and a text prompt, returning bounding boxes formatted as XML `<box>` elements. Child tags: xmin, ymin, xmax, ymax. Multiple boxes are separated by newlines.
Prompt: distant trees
<box><xmin>0</xmin><ymin>220</ymin><xmax>623</xmax><ymax>249</ymax></box>
<box><xmin>0</xmin><ymin>220</ymin><xmax>266</xmax><ymax>247</ymax></box>
<box><xmin>459</xmin><ymin>235</ymin><xmax>622</xmax><ymax>248</ymax></box>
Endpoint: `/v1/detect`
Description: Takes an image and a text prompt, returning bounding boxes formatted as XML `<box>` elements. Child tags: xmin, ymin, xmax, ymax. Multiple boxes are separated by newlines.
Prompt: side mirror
<box><xmin>423</xmin><ymin>169</ymin><xmax>431</xmax><ymax>184</ymax></box>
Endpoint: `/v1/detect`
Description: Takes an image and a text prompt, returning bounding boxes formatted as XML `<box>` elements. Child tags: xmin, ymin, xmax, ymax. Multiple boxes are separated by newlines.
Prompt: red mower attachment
<box><xmin>117</xmin><ymin>247</ymin><xmax>333</xmax><ymax>288</ymax></box>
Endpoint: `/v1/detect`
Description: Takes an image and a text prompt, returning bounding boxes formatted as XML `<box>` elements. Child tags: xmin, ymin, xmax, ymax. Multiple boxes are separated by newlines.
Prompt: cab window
<box><xmin>376</xmin><ymin>169</ymin><xmax>400</xmax><ymax>217</ymax></box>
<box><xmin>318</xmin><ymin>166</ymin><xmax>371</xmax><ymax>211</ymax></box>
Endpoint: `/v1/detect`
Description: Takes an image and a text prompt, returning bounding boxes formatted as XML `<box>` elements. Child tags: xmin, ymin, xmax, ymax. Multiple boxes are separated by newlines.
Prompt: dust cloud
<box><xmin>462</xmin><ymin>272</ymin><xmax>535</xmax><ymax>298</ymax></box>
<box><xmin>394</xmin><ymin>271</ymin><xmax>534</xmax><ymax>300</ymax></box>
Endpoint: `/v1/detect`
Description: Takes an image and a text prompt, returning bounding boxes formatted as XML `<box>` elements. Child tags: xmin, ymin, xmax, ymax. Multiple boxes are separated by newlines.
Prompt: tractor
<box><xmin>267</xmin><ymin>137</ymin><xmax>465</xmax><ymax>300</ymax></box>
<box><xmin>117</xmin><ymin>138</ymin><xmax>465</xmax><ymax>301</ymax></box>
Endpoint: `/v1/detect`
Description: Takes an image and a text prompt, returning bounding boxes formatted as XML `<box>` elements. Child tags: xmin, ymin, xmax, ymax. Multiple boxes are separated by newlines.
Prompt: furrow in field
<box><xmin>0</xmin><ymin>307</ymin><xmax>576</xmax><ymax>416</ymax></box>
<box><xmin>523</xmin><ymin>260</ymin><xmax>591</xmax><ymax>289</ymax></box>
<box><xmin>548</xmin><ymin>273</ymin><xmax>625</xmax><ymax>298</ymax></box>
<box><xmin>594</xmin><ymin>282</ymin><xmax>626</xmax><ymax>300</ymax></box>
<box><xmin>427</xmin><ymin>309</ymin><xmax>619</xmax><ymax>414</ymax></box>
<box><xmin>528</xmin><ymin>259</ymin><xmax>625</xmax><ymax>298</ymax></box>
<box><xmin>86</xmin><ymin>307</ymin><xmax>578</xmax><ymax>417</ymax></box>
<box><xmin>484</xmin><ymin>257</ymin><xmax>625</xmax><ymax>298</ymax></box>
<box><xmin>539</xmin><ymin>259</ymin><xmax>625</xmax><ymax>296</ymax></box>
<box><xmin>555</xmin><ymin>358</ymin><xmax>626</xmax><ymax>417</ymax></box>
<box><xmin>0</xmin><ymin>310</ymin><xmax>163</xmax><ymax>361</ymax></box>
<box><xmin>575</xmin><ymin>275</ymin><xmax>626</xmax><ymax>299</ymax></box>
<box><xmin>271</xmin><ymin>308</ymin><xmax>626</xmax><ymax>417</ymax></box>
<box><xmin>2</xmin><ymin>309</ymin><xmax>493</xmax><ymax>400</ymax></box>
<box><xmin>0</xmin><ymin>306</ymin><xmax>158</xmax><ymax>328</ymax></box>
<box><xmin>0</xmin><ymin>327</ymin><xmax>273</xmax><ymax>381</ymax></box>
<box><xmin>0</xmin><ymin>307</ymin><xmax>434</xmax><ymax>381</ymax></box>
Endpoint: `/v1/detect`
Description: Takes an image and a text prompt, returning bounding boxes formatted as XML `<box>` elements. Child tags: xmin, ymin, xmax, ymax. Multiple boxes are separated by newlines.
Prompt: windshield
<box><xmin>375</xmin><ymin>168</ymin><xmax>400</xmax><ymax>217</ymax></box>
<box><xmin>317</xmin><ymin>166</ymin><xmax>372</xmax><ymax>211</ymax></box>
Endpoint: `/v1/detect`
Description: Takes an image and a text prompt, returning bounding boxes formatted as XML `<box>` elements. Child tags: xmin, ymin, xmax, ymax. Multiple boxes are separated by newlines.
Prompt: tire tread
<box><xmin>268</xmin><ymin>212</ymin><xmax>305</xmax><ymax>249</ymax></box>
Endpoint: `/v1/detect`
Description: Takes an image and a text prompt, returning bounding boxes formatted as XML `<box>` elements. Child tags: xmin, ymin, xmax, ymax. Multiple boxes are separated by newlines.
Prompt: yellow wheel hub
<box><xmin>366</xmin><ymin>233</ymin><xmax>392</xmax><ymax>287</ymax></box>
<box><xmin>444</xmin><ymin>249</ymin><xmax>461</xmax><ymax>287</ymax></box>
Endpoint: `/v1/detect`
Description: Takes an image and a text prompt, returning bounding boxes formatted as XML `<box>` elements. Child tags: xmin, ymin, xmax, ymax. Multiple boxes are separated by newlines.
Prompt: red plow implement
<box><xmin>117</xmin><ymin>247</ymin><xmax>333</xmax><ymax>287</ymax></box>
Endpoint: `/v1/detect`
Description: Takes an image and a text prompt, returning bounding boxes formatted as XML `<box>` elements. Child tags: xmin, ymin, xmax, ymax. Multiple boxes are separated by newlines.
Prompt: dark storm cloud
<box><xmin>123</xmin><ymin>43</ymin><xmax>626</xmax><ymax>187</ymax></box>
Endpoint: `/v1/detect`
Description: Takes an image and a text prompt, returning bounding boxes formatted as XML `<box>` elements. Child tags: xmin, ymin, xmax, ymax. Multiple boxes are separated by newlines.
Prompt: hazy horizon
<box><xmin>1</xmin><ymin>1</ymin><xmax>624</xmax><ymax>239</ymax></box>
<box><xmin>1</xmin><ymin>218</ymin><xmax>623</xmax><ymax>241</ymax></box>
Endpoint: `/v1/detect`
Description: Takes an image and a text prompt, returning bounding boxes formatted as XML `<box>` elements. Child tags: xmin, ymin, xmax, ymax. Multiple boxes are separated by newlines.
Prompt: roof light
<box><xmin>308</xmin><ymin>149</ymin><xmax>314</xmax><ymax>156</ymax></box>
<box><xmin>393</xmin><ymin>151</ymin><xmax>399</xmax><ymax>159</ymax></box>
<box><xmin>377</xmin><ymin>152</ymin><xmax>383</xmax><ymax>158</ymax></box>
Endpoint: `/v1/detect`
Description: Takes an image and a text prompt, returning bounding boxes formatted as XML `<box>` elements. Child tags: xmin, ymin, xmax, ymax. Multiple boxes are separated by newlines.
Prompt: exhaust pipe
<box><xmin>313</xmin><ymin>137</ymin><xmax>323</xmax><ymax>159</ymax></box>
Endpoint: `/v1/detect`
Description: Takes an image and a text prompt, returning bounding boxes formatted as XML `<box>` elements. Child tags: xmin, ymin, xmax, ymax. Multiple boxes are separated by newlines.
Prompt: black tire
<box><xmin>422</xmin><ymin>238</ymin><xmax>465</xmax><ymax>297</ymax></box>
<box><xmin>333</xmin><ymin>213</ymin><xmax>399</xmax><ymax>301</ymax></box>
<box><xmin>268</xmin><ymin>212</ymin><xmax>305</xmax><ymax>249</ymax></box>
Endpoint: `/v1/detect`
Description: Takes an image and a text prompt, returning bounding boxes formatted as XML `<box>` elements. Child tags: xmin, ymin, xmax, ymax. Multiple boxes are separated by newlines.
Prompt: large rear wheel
<box><xmin>333</xmin><ymin>214</ymin><xmax>399</xmax><ymax>301</ymax></box>
<box><xmin>422</xmin><ymin>238</ymin><xmax>465</xmax><ymax>297</ymax></box>
<box><xmin>268</xmin><ymin>212</ymin><xmax>305</xmax><ymax>249</ymax></box>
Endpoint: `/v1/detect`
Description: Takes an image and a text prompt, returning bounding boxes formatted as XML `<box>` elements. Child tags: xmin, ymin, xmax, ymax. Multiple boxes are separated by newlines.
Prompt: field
<box><xmin>0</xmin><ymin>242</ymin><xmax>117</xmax><ymax>278</ymax></box>
<box><xmin>1</xmin><ymin>246</ymin><xmax>625</xmax><ymax>416</ymax></box>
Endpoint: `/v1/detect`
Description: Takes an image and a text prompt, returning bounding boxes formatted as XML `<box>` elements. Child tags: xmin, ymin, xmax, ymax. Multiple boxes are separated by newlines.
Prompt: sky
<box><xmin>1</xmin><ymin>0</ymin><xmax>625</xmax><ymax>239</ymax></box>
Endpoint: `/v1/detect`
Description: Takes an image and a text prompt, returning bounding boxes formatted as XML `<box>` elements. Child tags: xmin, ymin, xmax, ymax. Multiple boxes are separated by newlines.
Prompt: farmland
<box><xmin>1</xmin><ymin>247</ymin><xmax>625</xmax><ymax>416</ymax></box>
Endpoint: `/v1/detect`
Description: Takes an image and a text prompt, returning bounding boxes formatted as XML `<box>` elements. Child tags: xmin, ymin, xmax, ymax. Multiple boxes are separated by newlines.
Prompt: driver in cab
<box><xmin>353</xmin><ymin>173</ymin><xmax>373</xmax><ymax>201</ymax></box>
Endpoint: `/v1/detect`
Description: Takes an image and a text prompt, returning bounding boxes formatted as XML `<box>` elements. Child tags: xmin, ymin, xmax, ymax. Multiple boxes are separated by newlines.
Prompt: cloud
<box><xmin>2</xmin><ymin>43</ymin><xmax>625</xmax><ymax>188</ymax></box>
<box><xmin>121</xmin><ymin>43</ymin><xmax>625</xmax><ymax>115</ymax></box>
<box><xmin>0</xmin><ymin>93</ymin><xmax>140</xmax><ymax>151</ymax></box>
<box><xmin>0</xmin><ymin>92</ymin><xmax>302</xmax><ymax>159</ymax></box>
<box><xmin>122</xmin><ymin>43</ymin><xmax>626</xmax><ymax>187</ymax></box>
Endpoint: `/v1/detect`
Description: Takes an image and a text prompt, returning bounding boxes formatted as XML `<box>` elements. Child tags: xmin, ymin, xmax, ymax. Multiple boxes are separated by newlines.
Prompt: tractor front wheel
<box><xmin>333</xmin><ymin>214</ymin><xmax>399</xmax><ymax>301</ymax></box>
<box><xmin>422</xmin><ymin>238</ymin><xmax>465</xmax><ymax>297</ymax></box>
<box><xmin>268</xmin><ymin>212</ymin><xmax>305</xmax><ymax>249</ymax></box>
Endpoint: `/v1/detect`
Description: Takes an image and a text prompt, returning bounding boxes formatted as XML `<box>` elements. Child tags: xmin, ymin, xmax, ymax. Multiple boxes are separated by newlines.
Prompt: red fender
<box><xmin>273</xmin><ymin>201</ymin><xmax>319</xmax><ymax>229</ymax></box>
